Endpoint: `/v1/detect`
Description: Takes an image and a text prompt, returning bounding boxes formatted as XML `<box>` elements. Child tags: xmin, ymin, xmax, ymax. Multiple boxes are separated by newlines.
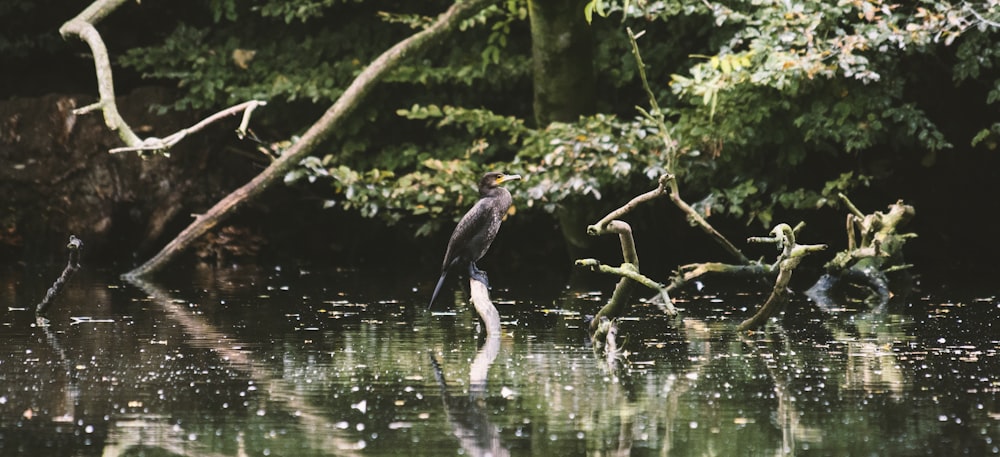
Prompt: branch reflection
<box><xmin>124</xmin><ymin>276</ymin><xmax>364</xmax><ymax>456</ymax></box>
<box><xmin>430</xmin><ymin>332</ymin><xmax>509</xmax><ymax>457</ymax></box>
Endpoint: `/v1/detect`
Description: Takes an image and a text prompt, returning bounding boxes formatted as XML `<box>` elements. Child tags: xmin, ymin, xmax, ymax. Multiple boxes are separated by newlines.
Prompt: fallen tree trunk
<box><xmin>807</xmin><ymin>196</ymin><xmax>916</xmax><ymax>311</ymax></box>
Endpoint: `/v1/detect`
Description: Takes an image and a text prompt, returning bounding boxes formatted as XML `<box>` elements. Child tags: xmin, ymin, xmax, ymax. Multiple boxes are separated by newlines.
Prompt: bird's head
<box><xmin>481</xmin><ymin>171</ymin><xmax>522</xmax><ymax>189</ymax></box>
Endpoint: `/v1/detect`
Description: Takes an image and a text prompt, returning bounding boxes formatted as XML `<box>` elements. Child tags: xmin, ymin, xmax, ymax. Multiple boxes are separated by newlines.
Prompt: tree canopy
<box><xmin>123</xmin><ymin>1</ymin><xmax>998</xmax><ymax>225</ymax></box>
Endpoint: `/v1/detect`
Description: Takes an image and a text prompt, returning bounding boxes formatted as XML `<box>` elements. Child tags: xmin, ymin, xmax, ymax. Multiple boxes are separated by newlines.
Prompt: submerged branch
<box><xmin>809</xmin><ymin>197</ymin><xmax>916</xmax><ymax>309</ymax></box>
<box><xmin>667</xmin><ymin>261</ymin><xmax>773</xmax><ymax>292</ymax></box>
<box><xmin>576</xmin><ymin>259</ymin><xmax>675</xmax><ymax>316</ymax></box>
<box><xmin>737</xmin><ymin>224</ymin><xmax>826</xmax><ymax>331</ymax></box>
<box><xmin>36</xmin><ymin>235</ymin><xmax>84</xmax><ymax>315</ymax></box>
<box><xmin>578</xmin><ymin>175</ymin><xmax>675</xmax><ymax>337</ymax></box>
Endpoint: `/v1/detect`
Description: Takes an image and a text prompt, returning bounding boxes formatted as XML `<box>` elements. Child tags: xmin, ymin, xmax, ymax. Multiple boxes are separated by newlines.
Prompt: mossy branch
<box><xmin>737</xmin><ymin>224</ymin><xmax>826</xmax><ymax>331</ymax></box>
<box><xmin>667</xmin><ymin>262</ymin><xmax>773</xmax><ymax>292</ymax></box>
<box><xmin>576</xmin><ymin>259</ymin><xmax>675</xmax><ymax>316</ymax></box>
<box><xmin>589</xmin><ymin>173</ymin><xmax>671</xmax><ymax>234</ymax></box>
<box><xmin>577</xmin><ymin>175</ymin><xmax>675</xmax><ymax>339</ymax></box>
<box><xmin>826</xmin><ymin>195</ymin><xmax>915</xmax><ymax>272</ymax></box>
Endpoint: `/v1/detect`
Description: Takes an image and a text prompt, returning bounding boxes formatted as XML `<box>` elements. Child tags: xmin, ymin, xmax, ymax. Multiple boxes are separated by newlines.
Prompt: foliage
<box><xmin>109</xmin><ymin>0</ymin><xmax>1000</xmax><ymax>237</ymax></box>
<box><xmin>514</xmin><ymin>114</ymin><xmax>670</xmax><ymax>212</ymax></box>
<box><xmin>665</xmin><ymin>0</ymin><xmax>960</xmax><ymax>154</ymax></box>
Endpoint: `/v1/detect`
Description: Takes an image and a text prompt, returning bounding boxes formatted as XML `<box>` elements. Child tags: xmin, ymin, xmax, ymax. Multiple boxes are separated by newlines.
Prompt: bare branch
<box><xmin>60</xmin><ymin>0</ymin><xmax>140</xmax><ymax>146</ymax></box>
<box><xmin>589</xmin><ymin>173</ymin><xmax>672</xmax><ymax>233</ymax></box>
<box><xmin>62</xmin><ymin>0</ymin><xmax>266</xmax><ymax>155</ymax></box>
<box><xmin>626</xmin><ymin>28</ymin><xmax>749</xmax><ymax>264</ymax></box>
<box><xmin>108</xmin><ymin>100</ymin><xmax>268</xmax><ymax>154</ymax></box>
<box><xmin>576</xmin><ymin>259</ymin><xmax>676</xmax><ymax>315</ymax></box>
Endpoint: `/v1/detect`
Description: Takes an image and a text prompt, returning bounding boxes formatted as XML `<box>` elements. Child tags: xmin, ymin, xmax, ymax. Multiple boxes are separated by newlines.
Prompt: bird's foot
<box><xmin>470</xmin><ymin>268</ymin><xmax>490</xmax><ymax>288</ymax></box>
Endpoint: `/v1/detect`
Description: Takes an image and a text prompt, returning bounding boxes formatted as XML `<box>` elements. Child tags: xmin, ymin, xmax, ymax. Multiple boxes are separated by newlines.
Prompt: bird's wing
<box><xmin>442</xmin><ymin>198</ymin><xmax>495</xmax><ymax>269</ymax></box>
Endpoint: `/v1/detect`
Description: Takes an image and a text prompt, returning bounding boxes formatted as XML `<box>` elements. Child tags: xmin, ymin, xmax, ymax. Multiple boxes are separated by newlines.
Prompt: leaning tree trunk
<box><xmin>112</xmin><ymin>0</ymin><xmax>493</xmax><ymax>278</ymax></box>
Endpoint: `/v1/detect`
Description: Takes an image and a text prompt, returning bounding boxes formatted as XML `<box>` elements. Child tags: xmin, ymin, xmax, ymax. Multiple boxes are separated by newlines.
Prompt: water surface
<box><xmin>1</xmin><ymin>264</ymin><xmax>998</xmax><ymax>456</ymax></box>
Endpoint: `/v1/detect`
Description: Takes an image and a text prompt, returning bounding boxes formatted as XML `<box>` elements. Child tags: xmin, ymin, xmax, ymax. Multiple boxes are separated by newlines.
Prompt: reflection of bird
<box><xmin>428</xmin><ymin>172</ymin><xmax>521</xmax><ymax>309</ymax></box>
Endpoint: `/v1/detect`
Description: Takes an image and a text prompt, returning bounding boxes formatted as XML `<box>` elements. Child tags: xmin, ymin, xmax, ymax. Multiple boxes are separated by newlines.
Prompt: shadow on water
<box><xmin>1</xmin><ymin>263</ymin><xmax>999</xmax><ymax>456</ymax></box>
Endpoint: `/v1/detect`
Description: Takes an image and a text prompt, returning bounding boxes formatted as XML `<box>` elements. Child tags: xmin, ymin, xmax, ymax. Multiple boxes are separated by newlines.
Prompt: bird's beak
<box><xmin>497</xmin><ymin>173</ymin><xmax>522</xmax><ymax>184</ymax></box>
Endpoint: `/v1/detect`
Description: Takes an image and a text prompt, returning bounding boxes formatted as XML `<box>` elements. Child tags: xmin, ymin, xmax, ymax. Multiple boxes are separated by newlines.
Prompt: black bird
<box><xmin>428</xmin><ymin>171</ymin><xmax>521</xmax><ymax>309</ymax></box>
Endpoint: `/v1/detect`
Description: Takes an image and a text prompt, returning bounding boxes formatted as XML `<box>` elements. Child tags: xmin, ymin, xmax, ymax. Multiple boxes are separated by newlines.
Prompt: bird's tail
<box><xmin>427</xmin><ymin>270</ymin><xmax>449</xmax><ymax>310</ymax></box>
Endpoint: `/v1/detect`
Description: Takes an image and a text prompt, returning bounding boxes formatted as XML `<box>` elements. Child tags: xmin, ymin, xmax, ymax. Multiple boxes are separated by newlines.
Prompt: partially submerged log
<box><xmin>807</xmin><ymin>196</ymin><xmax>915</xmax><ymax>311</ymax></box>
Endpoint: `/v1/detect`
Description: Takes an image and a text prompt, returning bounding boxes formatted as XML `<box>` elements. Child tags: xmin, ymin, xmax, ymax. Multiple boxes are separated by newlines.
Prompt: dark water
<box><xmin>1</xmin><ymin>263</ymin><xmax>998</xmax><ymax>456</ymax></box>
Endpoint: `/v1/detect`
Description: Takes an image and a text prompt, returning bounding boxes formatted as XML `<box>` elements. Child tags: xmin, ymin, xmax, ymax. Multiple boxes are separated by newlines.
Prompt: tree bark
<box><xmin>60</xmin><ymin>0</ymin><xmax>141</xmax><ymax>146</ymax></box>
<box><xmin>124</xmin><ymin>0</ymin><xmax>493</xmax><ymax>279</ymax></box>
<box><xmin>529</xmin><ymin>0</ymin><xmax>596</xmax><ymax>126</ymax></box>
